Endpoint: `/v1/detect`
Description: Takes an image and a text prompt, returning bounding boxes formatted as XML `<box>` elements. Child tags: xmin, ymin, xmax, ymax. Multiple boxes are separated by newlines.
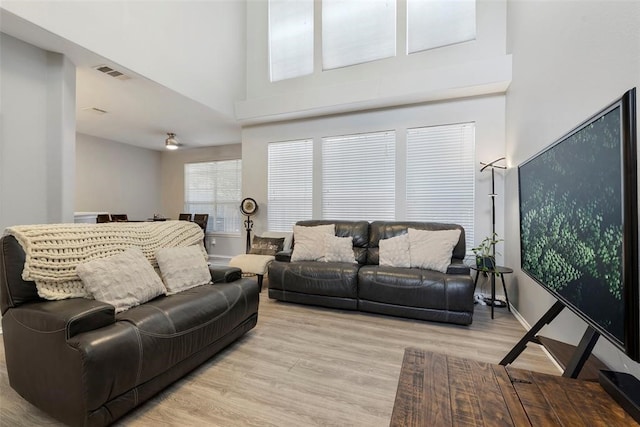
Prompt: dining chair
<box><xmin>96</xmin><ymin>214</ymin><xmax>111</xmax><ymax>223</ymax></box>
<box><xmin>179</xmin><ymin>213</ymin><xmax>192</xmax><ymax>221</ymax></box>
<box><xmin>193</xmin><ymin>214</ymin><xmax>209</xmax><ymax>231</ymax></box>
<box><xmin>111</xmin><ymin>214</ymin><xmax>128</xmax><ymax>222</ymax></box>
<box><xmin>193</xmin><ymin>214</ymin><xmax>209</xmax><ymax>246</ymax></box>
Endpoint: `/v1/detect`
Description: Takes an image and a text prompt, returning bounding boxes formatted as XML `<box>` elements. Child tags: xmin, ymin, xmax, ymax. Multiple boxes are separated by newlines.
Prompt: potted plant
<box><xmin>471</xmin><ymin>233</ymin><xmax>503</xmax><ymax>273</ymax></box>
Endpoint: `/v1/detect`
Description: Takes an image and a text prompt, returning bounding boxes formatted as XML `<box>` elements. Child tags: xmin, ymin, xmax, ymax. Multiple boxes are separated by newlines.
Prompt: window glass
<box><xmin>406</xmin><ymin>123</ymin><xmax>475</xmax><ymax>251</ymax></box>
<box><xmin>269</xmin><ymin>0</ymin><xmax>314</xmax><ymax>82</ymax></box>
<box><xmin>322</xmin><ymin>131</ymin><xmax>396</xmax><ymax>220</ymax></box>
<box><xmin>184</xmin><ymin>160</ymin><xmax>242</xmax><ymax>233</ymax></box>
<box><xmin>268</xmin><ymin>139</ymin><xmax>314</xmax><ymax>231</ymax></box>
<box><xmin>407</xmin><ymin>0</ymin><xmax>476</xmax><ymax>54</ymax></box>
<box><xmin>322</xmin><ymin>0</ymin><xmax>396</xmax><ymax>69</ymax></box>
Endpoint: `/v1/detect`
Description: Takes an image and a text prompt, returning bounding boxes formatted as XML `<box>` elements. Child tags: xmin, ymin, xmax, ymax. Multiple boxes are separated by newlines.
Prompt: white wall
<box><xmin>242</xmin><ymin>95</ymin><xmax>506</xmax><ymax>259</ymax></box>
<box><xmin>160</xmin><ymin>144</ymin><xmax>244</xmax><ymax>258</ymax></box>
<box><xmin>1</xmin><ymin>0</ymin><xmax>246</xmax><ymax>119</ymax></box>
<box><xmin>505</xmin><ymin>0</ymin><xmax>640</xmax><ymax>375</ymax></box>
<box><xmin>75</xmin><ymin>133</ymin><xmax>161</xmax><ymax>221</ymax></box>
<box><xmin>238</xmin><ymin>0</ymin><xmax>510</xmax><ymax>123</ymax></box>
<box><xmin>0</xmin><ymin>33</ymin><xmax>76</xmax><ymax>231</ymax></box>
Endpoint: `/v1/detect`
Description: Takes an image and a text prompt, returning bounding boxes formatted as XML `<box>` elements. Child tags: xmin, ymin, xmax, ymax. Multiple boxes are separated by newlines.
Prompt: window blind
<box><xmin>322</xmin><ymin>131</ymin><xmax>395</xmax><ymax>220</ymax></box>
<box><xmin>322</xmin><ymin>0</ymin><xmax>396</xmax><ymax>70</ymax></box>
<box><xmin>407</xmin><ymin>0</ymin><xmax>476</xmax><ymax>54</ymax></box>
<box><xmin>268</xmin><ymin>139</ymin><xmax>313</xmax><ymax>231</ymax></box>
<box><xmin>184</xmin><ymin>160</ymin><xmax>242</xmax><ymax>233</ymax></box>
<box><xmin>269</xmin><ymin>0</ymin><xmax>314</xmax><ymax>82</ymax></box>
<box><xmin>406</xmin><ymin>123</ymin><xmax>475</xmax><ymax>251</ymax></box>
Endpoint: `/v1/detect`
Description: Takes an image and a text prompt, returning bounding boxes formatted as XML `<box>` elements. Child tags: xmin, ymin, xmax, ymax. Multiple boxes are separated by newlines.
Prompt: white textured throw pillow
<box><xmin>379</xmin><ymin>233</ymin><xmax>411</xmax><ymax>268</ymax></box>
<box><xmin>408</xmin><ymin>228</ymin><xmax>461</xmax><ymax>273</ymax></box>
<box><xmin>76</xmin><ymin>248</ymin><xmax>166</xmax><ymax>313</ymax></box>
<box><xmin>324</xmin><ymin>234</ymin><xmax>356</xmax><ymax>263</ymax></box>
<box><xmin>291</xmin><ymin>224</ymin><xmax>336</xmax><ymax>262</ymax></box>
<box><xmin>155</xmin><ymin>245</ymin><xmax>211</xmax><ymax>295</ymax></box>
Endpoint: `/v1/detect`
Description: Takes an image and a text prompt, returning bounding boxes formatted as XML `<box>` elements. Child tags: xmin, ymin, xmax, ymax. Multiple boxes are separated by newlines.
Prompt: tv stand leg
<box><xmin>500</xmin><ymin>300</ymin><xmax>565</xmax><ymax>366</ymax></box>
<box><xmin>563</xmin><ymin>326</ymin><xmax>600</xmax><ymax>378</ymax></box>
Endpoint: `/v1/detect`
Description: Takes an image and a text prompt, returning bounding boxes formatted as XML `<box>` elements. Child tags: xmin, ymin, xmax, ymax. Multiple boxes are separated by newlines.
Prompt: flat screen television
<box><xmin>518</xmin><ymin>88</ymin><xmax>639</xmax><ymax>362</ymax></box>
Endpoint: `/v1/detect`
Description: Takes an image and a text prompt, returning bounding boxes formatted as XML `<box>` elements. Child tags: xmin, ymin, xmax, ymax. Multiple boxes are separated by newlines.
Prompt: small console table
<box><xmin>390</xmin><ymin>348</ymin><xmax>637</xmax><ymax>426</ymax></box>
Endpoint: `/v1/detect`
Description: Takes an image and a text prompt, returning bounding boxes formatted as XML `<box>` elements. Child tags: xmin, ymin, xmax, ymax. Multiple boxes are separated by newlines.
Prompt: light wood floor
<box><xmin>0</xmin><ymin>283</ymin><xmax>559</xmax><ymax>427</ymax></box>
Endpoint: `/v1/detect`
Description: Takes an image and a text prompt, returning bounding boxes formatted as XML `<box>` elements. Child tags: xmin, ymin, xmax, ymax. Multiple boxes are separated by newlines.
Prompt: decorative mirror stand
<box><xmin>240</xmin><ymin>198</ymin><xmax>258</xmax><ymax>254</ymax></box>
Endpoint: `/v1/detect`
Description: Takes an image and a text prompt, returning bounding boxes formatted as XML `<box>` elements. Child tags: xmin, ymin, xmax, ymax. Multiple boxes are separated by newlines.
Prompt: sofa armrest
<box><xmin>446</xmin><ymin>259</ymin><xmax>470</xmax><ymax>275</ymax></box>
<box><xmin>5</xmin><ymin>298</ymin><xmax>115</xmax><ymax>339</ymax></box>
<box><xmin>275</xmin><ymin>250</ymin><xmax>292</xmax><ymax>262</ymax></box>
<box><xmin>209</xmin><ymin>266</ymin><xmax>242</xmax><ymax>283</ymax></box>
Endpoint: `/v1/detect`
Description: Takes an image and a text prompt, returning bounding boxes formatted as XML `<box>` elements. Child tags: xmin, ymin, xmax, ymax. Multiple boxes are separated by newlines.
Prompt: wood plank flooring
<box><xmin>0</xmin><ymin>282</ymin><xmax>559</xmax><ymax>427</ymax></box>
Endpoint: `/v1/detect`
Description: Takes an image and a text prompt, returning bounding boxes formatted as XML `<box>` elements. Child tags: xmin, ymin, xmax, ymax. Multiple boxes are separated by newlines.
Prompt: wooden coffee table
<box><xmin>390</xmin><ymin>348</ymin><xmax>637</xmax><ymax>426</ymax></box>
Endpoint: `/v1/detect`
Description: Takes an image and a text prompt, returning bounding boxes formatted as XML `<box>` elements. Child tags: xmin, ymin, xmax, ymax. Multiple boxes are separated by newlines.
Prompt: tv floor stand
<box><xmin>501</xmin><ymin>300</ymin><xmax>640</xmax><ymax>423</ymax></box>
<box><xmin>500</xmin><ymin>300</ymin><xmax>600</xmax><ymax>378</ymax></box>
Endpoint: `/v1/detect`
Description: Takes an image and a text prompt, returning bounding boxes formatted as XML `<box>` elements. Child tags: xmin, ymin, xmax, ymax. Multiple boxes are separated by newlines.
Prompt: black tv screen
<box><xmin>518</xmin><ymin>88</ymin><xmax>639</xmax><ymax>362</ymax></box>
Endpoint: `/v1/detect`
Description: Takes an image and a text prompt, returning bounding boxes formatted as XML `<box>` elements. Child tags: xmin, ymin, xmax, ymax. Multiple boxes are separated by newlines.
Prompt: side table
<box><xmin>470</xmin><ymin>265</ymin><xmax>513</xmax><ymax>319</ymax></box>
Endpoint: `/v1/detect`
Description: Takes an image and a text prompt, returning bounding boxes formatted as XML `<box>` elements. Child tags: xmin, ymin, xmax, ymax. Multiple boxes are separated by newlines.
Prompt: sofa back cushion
<box><xmin>294</xmin><ymin>220</ymin><xmax>370</xmax><ymax>264</ymax></box>
<box><xmin>368</xmin><ymin>221</ymin><xmax>466</xmax><ymax>265</ymax></box>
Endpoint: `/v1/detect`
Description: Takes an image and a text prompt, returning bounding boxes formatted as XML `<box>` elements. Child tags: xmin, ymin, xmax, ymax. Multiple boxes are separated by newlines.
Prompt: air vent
<box><xmin>92</xmin><ymin>64</ymin><xmax>131</xmax><ymax>81</ymax></box>
<box><xmin>82</xmin><ymin>107</ymin><xmax>108</xmax><ymax>115</ymax></box>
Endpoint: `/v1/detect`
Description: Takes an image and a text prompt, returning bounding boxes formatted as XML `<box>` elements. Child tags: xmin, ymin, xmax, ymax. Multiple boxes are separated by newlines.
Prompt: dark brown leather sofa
<box><xmin>268</xmin><ymin>220</ymin><xmax>474</xmax><ymax>325</ymax></box>
<box><xmin>0</xmin><ymin>235</ymin><xmax>259</xmax><ymax>427</ymax></box>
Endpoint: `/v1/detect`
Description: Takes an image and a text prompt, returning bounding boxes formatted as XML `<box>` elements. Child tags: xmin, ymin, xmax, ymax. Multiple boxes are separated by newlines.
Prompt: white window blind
<box><xmin>407</xmin><ymin>0</ymin><xmax>476</xmax><ymax>54</ymax></box>
<box><xmin>322</xmin><ymin>131</ymin><xmax>395</xmax><ymax>220</ymax></box>
<box><xmin>184</xmin><ymin>160</ymin><xmax>242</xmax><ymax>233</ymax></box>
<box><xmin>406</xmin><ymin>123</ymin><xmax>475</xmax><ymax>251</ymax></box>
<box><xmin>322</xmin><ymin>0</ymin><xmax>396</xmax><ymax>70</ymax></box>
<box><xmin>269</xmin><ymin>0</ymin><xmax>314</xmax><ymax>82</ymax></box>
<box><xmin>268</xmin><ymin>139</ymin><xmax>313</xmax><ymax>231</ymax></box>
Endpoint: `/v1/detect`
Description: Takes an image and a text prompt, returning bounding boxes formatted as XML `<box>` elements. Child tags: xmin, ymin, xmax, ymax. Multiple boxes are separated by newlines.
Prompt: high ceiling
<box><xmin>1</xmin><ymin>7</ymin><xmax>243</xmax><ymax>151</ymax></box>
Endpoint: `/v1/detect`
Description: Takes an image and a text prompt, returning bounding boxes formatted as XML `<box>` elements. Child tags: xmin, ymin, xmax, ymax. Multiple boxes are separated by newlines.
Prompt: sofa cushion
<box><xmin>76</xmin><ymin>248</ymin><xmax>166</xmax><ymax>313</ymax></box>
<box><xmin>357</xmin><ymin>265</ymin><xmax>474</xmax><ymax>313</ymax></box>
<box><xmin>324</xmin><ymin>234</ymin><xmax>356</xmax><ymax>263</ymax></box>
<box><xmin>155</xmin><ymin>245</ymin><xmax>211</xmax><ymax>295</ymax></box>
<box><xmin>268</xmin><ymin>260</ymin><xmax>359</xmax><ymax>299</ymax></box>
<box><xmin>291</xmin><ymin>224</ymin><xmax>335</xmax><ymax>262</ymax></box>
<box><xmin>115</xmin><ymin>280</ymin><xmax>259</xmax><ymax>384</ymax></box>
<box><xmin>379</xmin><ymin>233</ymin><xmax>410</xmax><ymax>267</ymax></box>
<box><xmin>408</xmin><ymin>228</ymin><xmax>461</xmax><ymax>273</ymax></box>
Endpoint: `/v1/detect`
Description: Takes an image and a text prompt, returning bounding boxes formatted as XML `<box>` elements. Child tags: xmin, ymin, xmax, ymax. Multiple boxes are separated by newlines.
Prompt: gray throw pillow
<box><xmin>76</xmin><ymin>248</ymin><xmax>166</xmax><ymax>312</ymax></box>
<box><xmin>249</xmin><ymin>236</ymin><xmax>285</xmax><ymax>256</ymax></box>
<box><xmin>155</xmin><ymin>245</ymin><xmax>211</xmax><ymax>295</ymax></box>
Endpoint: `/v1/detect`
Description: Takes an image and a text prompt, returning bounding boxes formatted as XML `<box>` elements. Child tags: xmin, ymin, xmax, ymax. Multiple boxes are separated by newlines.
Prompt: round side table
<box><xmin>470</xmin><ymin>265</ymin><xmax>513</xmax><ymax>319</ymax></box>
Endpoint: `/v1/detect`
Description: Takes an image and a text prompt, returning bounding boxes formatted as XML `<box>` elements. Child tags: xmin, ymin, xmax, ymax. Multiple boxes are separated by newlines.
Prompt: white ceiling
<box><xmin>1</xmin><ymin>8</ymin><xmax>242</xmax><ymax>151</ymax></box>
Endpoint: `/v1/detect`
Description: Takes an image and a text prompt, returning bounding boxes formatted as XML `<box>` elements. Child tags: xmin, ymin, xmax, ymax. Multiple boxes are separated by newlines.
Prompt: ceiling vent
<box><xmin>93</xmin><ymin>64</ymin><xmax>131</xmax><ymax>81</ymax></box>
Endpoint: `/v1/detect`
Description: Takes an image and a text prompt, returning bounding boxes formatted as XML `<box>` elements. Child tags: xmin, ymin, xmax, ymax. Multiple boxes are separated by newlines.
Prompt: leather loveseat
<box><xmin>0</xmin><ymin>232</ymin><xmax>259</xmax><ymax>427</ymax></box>
<box><xmin>268</xmin><ymin>220</ymin><xmax>474</xmax><ymax>325</ymax></box>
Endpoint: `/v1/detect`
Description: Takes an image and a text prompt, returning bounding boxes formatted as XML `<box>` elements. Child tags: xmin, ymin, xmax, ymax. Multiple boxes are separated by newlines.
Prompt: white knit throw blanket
<box><xmin>5</xmin><ymin>221</ymin><xmax>206</xmax><ymax>300</ymax></box>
